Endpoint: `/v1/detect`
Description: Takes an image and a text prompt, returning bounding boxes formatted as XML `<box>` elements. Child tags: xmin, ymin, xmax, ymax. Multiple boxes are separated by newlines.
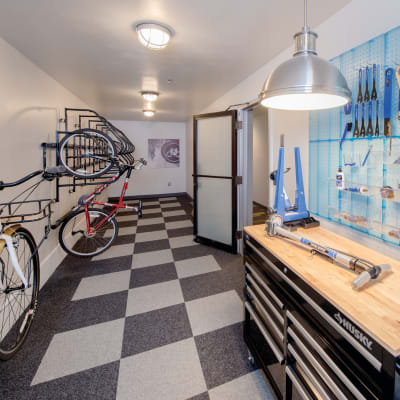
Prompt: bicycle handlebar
<box><xmin>0</xmin><ymin>166</ymin><xmax>67</xmax><ymax>190</ymax></box>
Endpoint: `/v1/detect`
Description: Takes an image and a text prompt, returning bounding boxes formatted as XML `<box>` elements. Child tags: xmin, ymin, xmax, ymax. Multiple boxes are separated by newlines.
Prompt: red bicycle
<box><xmin>58</xmin><ymin>158</ymin><xmax>146</xmax><ymax>257</ymax></box>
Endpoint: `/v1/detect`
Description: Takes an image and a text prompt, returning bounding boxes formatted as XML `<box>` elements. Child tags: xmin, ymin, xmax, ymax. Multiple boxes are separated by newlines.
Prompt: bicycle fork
<box><xmin>0</xmin><ymin>234</ymin><xmax>28</xmax><ymax>288</ymax></box>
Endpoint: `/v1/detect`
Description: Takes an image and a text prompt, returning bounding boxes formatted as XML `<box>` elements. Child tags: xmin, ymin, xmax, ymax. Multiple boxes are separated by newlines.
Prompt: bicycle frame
<box><xmin>78</xmin><ymin>164</ymin><xmax>142</xmax><ymax>236</ymax></box>
<box><xmin>0</xmin><ymin>223</ymin><xmax>28</xmax><ymax>289</ymax></box>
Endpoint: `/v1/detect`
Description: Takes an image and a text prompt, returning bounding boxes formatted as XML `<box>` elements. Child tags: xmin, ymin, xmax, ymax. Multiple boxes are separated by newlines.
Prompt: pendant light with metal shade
<box><xmin>260</xmin><ymin>0</ymin><xmax>351</xmax><ymax>110</ymax></box>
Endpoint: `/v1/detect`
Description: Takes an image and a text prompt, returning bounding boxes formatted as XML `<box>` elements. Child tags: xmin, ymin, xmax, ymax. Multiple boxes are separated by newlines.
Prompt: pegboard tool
<box><xmin>371</xmin><ymin>64</ymin><xmax>378</xmax><ymax>100</ymax></box>
<box><xmin>367</xmin><ymin>101</ymin><xmax>373</xmax><ymax>136</ymax></box>
<box><xmin>357</xmin><ymin>68</ymin><xmax>363</xmax><ymax>103</ymax></box>
<box><xmin>384</xmin><ymin>68</ymin><xmax>393</xmax><ymax>154</ymax></box>
<box><xmin>364</xmin><ymin>66</ymin><xmax>370</xmax><ymax>102</ymax></box>
<box><xmin>396</xmin><ymin>66</ymin><xmax>400</xmax><ymax>120</ymax></box>
<box><xmin>360</xmin><ymin>102</ymin><xmax>366</xmax><ymax>136</ymax></box>
<box><xmin>353</xmin><ymin>104</ymin><xmax>360</xmax><ymax>137</ymax></box>
<box><xmin>375</xmin><ymin>100</ymin><xmax>380</xmax><ymax>136</ymax></box>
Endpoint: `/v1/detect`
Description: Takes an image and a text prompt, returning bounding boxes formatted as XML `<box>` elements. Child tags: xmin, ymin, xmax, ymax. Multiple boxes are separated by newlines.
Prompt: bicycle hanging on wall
<box><xmin>52</xmin><ymin>108</ymin><xmax>147</xmax><ymax>257</ymax></box>
<box><xmin>0</xmin><ymin>167</ymin><xmax>63</xmax><ymax>360</ymax></box>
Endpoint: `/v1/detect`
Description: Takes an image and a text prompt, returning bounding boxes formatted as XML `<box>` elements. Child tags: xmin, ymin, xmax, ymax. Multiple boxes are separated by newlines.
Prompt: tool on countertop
<box><xmin>265</xmin><ymin>214</ymin><xmax>392</xmax><ymax>290</ymax></box>
<box><xmin>375</xmin><ymin>100</ymin><xmax>380</xmax><ymax>136</ymax></box>
<box><xmin>371</xmin><ymin>64</ymin><xmax>378</xmax><ymax>100</ymax></box>
<box><xmin>384</xmin><ymin>68</ymin><xmax>393</xmax><ymax>154</ymax></box>
<box><xmin>396</xmin><ymin>66</ymin><xmax>400</xmax><ymax>120</ymax></box>
<box><xmin>380</xmin><ymin>186</ymin><xmax>394</xmax><ymax>199</ymax></box>
<box><xmin>339</xmin><ymin>122</ymin><xmax>352</xmax><ymax>150</ymax></box>
<box><xmin>364</xmin><ymin>66</ymin><xmax>370</xmax><ymax>102</ymax></box>
<box><xmin>345</xmin><ymin>186</ymin><xmax>369</xmax><ymax>194</ymax></box>
<box><xmin>357</xmin><ymin>68</ymin><xmax>363</xmax><ymax>103</ymax></box>
<box><xmin>367</xmin><ymin>101</ymin><xmax>373</xmax><ymax>136</ymax></box>
<box><xmin>270</xmin><ymin>147</ymin><xmax>319</xmax><ymax>229</ymax></box>
<box><xmin>362</xmin><ymin>144</ymin><xmax>373</xmax><ymax>166</ymax></box>
<box><xmin>360</xmin><ymin>102</ymin><xmax>366</xmax><ymax>136</ymax></box>
<box><xmin>353</xmin><ymin>104</ymin><xmax>360</xmax><ymax>137</ymax></box>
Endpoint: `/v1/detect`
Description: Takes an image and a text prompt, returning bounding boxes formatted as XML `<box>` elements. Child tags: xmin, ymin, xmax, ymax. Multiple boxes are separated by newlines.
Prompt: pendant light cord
<box><xmin>304</xmin><ymin>0</ymin><xmax>308</xmax><ymax>31</ymax></box>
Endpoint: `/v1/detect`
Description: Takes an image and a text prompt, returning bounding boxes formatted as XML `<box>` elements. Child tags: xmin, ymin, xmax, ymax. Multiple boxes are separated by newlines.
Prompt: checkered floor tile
<box><xmin>0</xmin><ymin>195</ymin><xmax>272</xmax><ymax>400</ymax></box>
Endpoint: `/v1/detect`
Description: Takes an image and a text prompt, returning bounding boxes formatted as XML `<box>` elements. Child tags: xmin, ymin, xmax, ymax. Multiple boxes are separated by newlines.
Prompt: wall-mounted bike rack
<box><xmin>41</xmin><ymin>108</ymin><xmax>136</xmax><ymax>202</ymax></box>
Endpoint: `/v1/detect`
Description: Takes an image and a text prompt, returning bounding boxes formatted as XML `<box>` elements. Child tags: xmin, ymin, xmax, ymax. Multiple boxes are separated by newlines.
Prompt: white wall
<box><xmin>0</xmin><ymin>37</ymin><xmax>107</xmax><ymax>286</ymax></box>
<box><xmin>252</xmin><ymin>107</ymin><xmax>269</xmax><ymax>207</ymax></box>
<box><xmin>109</xmin><ymin>120</ymin><xmax>186</xmax><ymax>197</ymax></box>
<box><xmin>186</xmin><ymin>0</ymin><xmax>400</xmax><ymax>200</ymax></box>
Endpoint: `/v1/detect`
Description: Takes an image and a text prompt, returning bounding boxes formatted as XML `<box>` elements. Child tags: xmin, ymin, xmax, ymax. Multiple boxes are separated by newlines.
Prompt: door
<box><xmin>193</xmin><ymin>110</ymin><xmax>239</xmax><ymax>253</ymax></box>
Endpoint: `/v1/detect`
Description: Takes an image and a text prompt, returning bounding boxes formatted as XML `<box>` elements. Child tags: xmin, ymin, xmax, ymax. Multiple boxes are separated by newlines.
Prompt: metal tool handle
<box><xmin>355</xmin><ymin>103</ymin><xmax>358</xmax><ymax>121</ymax></box>
<box><xmin>373</xmin><ymin>64</ymin><xmax>376</xmax><ymax>82</ymax></box>
<box><xmin>359</xmin><ymin>68</ymin><xmax>362</xmax><ymax>85</ymax></box>
<box><xmin>365</xmin><ymin>66</ymin><xmax>369</xmax><ymax>85</ymax></box>
<box><xmin>368</xmin><ymin>101</ymin><xmax>372</xmax><ymax>119</ymax></box>
<box><xmin>361</xmin><ymin>102</ymin><xmax>365</xmax><ymax>119</ymax></box>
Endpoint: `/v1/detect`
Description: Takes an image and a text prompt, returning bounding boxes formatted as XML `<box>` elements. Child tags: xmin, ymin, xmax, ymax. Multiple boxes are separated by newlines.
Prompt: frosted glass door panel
<box><xmin>196</xmin><ymin>177</ymin><xmax>232</xmax><ymax>245</ymax></box>
<box><xmin>197</xmin><ymin>116</ymin><xmax>232</xmax><ymax>176</ymax></box>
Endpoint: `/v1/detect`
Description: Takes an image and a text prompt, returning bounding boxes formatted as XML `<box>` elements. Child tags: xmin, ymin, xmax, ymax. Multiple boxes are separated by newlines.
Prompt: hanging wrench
<box><xmin>367</xmin><ymin>101</ymin><xmax>373</xmax><ymax>136</ymax></box>
<box><xmin>357</xmin><ymin>68</ymin><xmax>363</xmax><ymax>103</ymax></box>
<box><xmin>360</xmin><ymin>102</ymin><xmax>366</xmax><ymax>137</ymax></box>
<box><xmin>375</xmin><ymin>100</ymin><xmax>380</xmax><ymax>136</ymax></box>
<box><xmin>364</xmin><ymin>66</ymin><xmax>370</xmax><ymax>102</ymax></box>
<box><xmin>371</xmin><ymin>64</ymin><xmax>378</xmax><ymax>100</ymax></box>
<box><xmin>384</xmin><ymin>68</ymin><xmax>393</xmax><ymax>154</ymax></box>
<box><xmin>396</xmin><ymin>66</ymin><xmax>400</xmax><ymax>120</ymax></box>
<box><xmin>353</xmin><ymin>104</ymin><xmax>360</xmax><ymax>137</ymax></box>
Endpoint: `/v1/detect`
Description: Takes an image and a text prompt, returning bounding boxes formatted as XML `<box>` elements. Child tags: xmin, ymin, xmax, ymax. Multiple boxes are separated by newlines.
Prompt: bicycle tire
<box><xmin>0</xmin><ymin>227</ymin><xmax>39</xmax><ymax>360</ymax></box>
<box><xmin>59</xmin><ymin>129</ymin><xmax>117</xmax><ymax>178</ymax></box>
<box><xmin>59</xmin><ymin>208</ymin><xmax>118</xmax><ymax>257</ymax></box>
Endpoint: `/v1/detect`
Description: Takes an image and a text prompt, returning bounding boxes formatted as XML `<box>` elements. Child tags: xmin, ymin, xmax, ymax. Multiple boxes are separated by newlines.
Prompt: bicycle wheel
<box><xmin>0</xmin><ymin>227</ymin><xmax>39</xmax><ymax>360</ymax></box>
<box><xmin>59</xmin><ymin>208</ymin><xmax>118</xmax><ymax>257</ymax></box>
<box><xmin>59</xmin><ymin>129</ymin><xmax>117</xmax><ymax>178</ymax></box>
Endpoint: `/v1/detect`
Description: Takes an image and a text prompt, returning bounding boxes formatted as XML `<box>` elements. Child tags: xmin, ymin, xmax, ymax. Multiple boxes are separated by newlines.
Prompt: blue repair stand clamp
<box><xmin>272</xmin><ymin>147</ymin><xmax>319</xmax><ymax>230</ymax></box>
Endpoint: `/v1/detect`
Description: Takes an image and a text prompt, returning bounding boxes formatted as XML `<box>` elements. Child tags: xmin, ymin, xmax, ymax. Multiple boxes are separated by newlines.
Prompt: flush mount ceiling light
<box><xmin>140</xmin><ymin>91</ymin><xmax>159</xmax><ymax>102</ymax></box>
<box><xmin>136</xmin><ymin>22</ymin><xmax>172</xmax><ymax>50</ymax></box>
<box><xmin>260</xmin><ymin>0</ymin><xmax>351</xmax><ymax>110</ymax></box>
<box><xmin>143</xmin><ymin>109</ymin><xmax>155</xmax><ymax>117</ymax></box>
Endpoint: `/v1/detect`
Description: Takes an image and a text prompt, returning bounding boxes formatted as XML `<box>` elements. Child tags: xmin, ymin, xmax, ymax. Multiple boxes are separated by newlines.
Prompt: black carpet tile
<box><xmin>129</xmin><ymin>262</ymin><xmax>178</xmax><ymax>288</ymax></box>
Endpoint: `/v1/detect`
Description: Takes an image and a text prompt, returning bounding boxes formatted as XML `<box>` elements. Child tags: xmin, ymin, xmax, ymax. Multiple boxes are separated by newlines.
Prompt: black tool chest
<box><xmin>243</xmin><ymin>232</ymin><xmax>400</xmax><ymax>400</ymax></box>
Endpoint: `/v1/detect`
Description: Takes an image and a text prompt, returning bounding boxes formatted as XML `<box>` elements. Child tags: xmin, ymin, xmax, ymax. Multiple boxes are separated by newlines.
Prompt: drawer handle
<box><xmin>244</xmin><ymin>302</ymin><xmax>284</xmax><ymax>364</ymax></box>
<box><xmin>245</xmin><ymin>262</ymin><xmax>284</xmax><ymax>309</ymax></box>
<box><xmin>285</xmin><ymin>366</ymin><xmax>313</xmax><ymax>400</ymax></box>
<box><xmin>288</xmin><ymin>311</ymin><xmax>366</xmax><ymax>400</ymax></box>
<box><xmin>246</xmin><ymin>241</ymin><xmax>381</xmax><ymax>372</ymax></box>
<box><xmin>290</xmin><ymin>329</ymin><xmax>348</xmax><ymax>400</ymax></box>
<box><xmin>247</xmin><ymin>286</ymin><xmax>284</xmax><ymax>342</ymax></box>
<box><xmin>288</xmin><ymin>344</ymin><xmax>333</xmax><ymax>400</ymax></box>
<box><xmin>246</xmin><ymin>273</ymin><xmax>284</xmax><ymax>325</ymax></box>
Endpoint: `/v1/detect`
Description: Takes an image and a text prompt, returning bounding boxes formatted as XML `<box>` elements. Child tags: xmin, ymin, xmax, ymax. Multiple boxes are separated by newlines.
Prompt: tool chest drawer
<box><xmin>242</xmin><ymin>232</ymin><xmax>399</xmax><ymax>400</ymax></box>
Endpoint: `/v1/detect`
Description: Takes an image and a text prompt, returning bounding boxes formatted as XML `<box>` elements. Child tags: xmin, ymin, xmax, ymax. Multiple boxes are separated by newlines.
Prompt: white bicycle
<box><xmin>0</xmin><ymin>167</ymin><xmax>61</xmax><ymax>360</ymax></box>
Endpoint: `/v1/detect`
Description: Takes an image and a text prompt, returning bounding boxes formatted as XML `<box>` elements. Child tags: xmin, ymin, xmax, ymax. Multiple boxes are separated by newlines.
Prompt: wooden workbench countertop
<box><xmin>244</xmin><ymin>224</ymin><xmax>400</xmax><ymax>357</ymax></box>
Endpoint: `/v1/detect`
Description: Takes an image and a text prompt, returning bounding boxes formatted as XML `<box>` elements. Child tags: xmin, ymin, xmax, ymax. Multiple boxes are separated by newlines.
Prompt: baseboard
<box><xmin>109</xmin><ymin>192</ymin><xmax>189</xmax><ymax>202</ymax></box>
<box><xmin>40</xmin><ymin>244</ymin><xmax>67</xmax><ymax>289</ymax></box>
<box><xmin>253</xmin><ymin>200</ymin><xmax>268</xmax><ymax>209</ymax></box>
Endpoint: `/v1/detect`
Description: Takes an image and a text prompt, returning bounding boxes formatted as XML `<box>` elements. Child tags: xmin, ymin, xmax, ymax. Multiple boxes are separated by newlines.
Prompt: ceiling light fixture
<box><xmin>136</xmin><ymin>22</ymin><xmax>172</xmax><ymax>50</ymax></box>
<box><xmin>141</xmin><ymin>91</ymin><xmax>159</xmax><ymax>102</ymax></box>
<box><xmin>143</xmin><ymin>109</ymin><xmax>155</xmax><ymax>117</ymax></box>
<box><xmin>259</xmin><ymin>0</ymin><xmax>351</xmax><ymax>110</ymax></box>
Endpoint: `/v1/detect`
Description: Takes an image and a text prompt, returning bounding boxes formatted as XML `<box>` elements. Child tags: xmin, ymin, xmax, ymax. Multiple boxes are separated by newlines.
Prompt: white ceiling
<box><xmin>0</xmin><ymin>0</ymin><xmax>350</xmax><ymax>122</ymax></box>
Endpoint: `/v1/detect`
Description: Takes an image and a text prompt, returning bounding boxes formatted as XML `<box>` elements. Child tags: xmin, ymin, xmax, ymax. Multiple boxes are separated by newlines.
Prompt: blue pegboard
<box><xmin>309</xmin><ymin>25</ymin><xmax>400</xmax><ymax>246</ymax></box>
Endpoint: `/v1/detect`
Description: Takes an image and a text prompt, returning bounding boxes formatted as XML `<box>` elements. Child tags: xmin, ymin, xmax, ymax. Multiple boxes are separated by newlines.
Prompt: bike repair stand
<box><xmin>272</xmin><ymin>146</ymin><xmax>319</xmax><ymax>230</ymax></box>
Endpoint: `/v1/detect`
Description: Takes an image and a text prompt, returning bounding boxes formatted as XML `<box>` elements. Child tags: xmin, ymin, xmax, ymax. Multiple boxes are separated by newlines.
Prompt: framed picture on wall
<box><xmin>147</xmin><ymin>139</ymin><xmax>180</xmax><ymax>168</ymax></box>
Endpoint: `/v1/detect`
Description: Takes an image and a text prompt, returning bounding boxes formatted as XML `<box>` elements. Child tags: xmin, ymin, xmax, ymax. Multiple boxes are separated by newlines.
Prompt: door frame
<box><xmin>192</xmin><ymin>110</ymin><xmax>238</xmax><ymax>253</ymax></box>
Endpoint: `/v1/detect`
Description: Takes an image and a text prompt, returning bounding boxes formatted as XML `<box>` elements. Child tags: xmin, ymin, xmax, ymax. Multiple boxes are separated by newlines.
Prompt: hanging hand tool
<box><xmin>396</xmin><ymin>66</ymin><xmax>400</xmax><ymax>120</ymax></box>
<box><xmin>367</xmin><ymin>101</ymin><xmax>373</xmax><ymax>136</ymax></box>
<box><xmin>340</xmin><ymin>122</ymin><xmax>353</xmax><ymax>150</ymax></box>
<box><xmin>357</xmin><ymin>68</ymin><xmax>363</xmax><ymax>103</ymax></box>
<box><xmin>353</xmin><ymin>104</ymin><xmax>360</xmax><ymax>137</ymax></box>
<box><xmin>371</xmin><ymin>64</ymin><xmax>378</xmax><ymax>100</ymax></box>
<box><xmin>360</xmin><ymin>102</ymin><xmax>366</xmax><ymax>136</ymax></box>
<box><xmin>384</xmin><ymin>68</ymin><xmax>393</xmax><ymax>154</ymax></box>
<box><xmin>364</xmin><ymin>66</ymin><xmax>370</xmax><ymax>102</ymax></box>
<box><xmin>375</xmin><ymin>100</ymin><xmax>380</xmax><ymax>136</ymax></box>
<box><xmin>265</xmin><ymin>214</ymin><xmax>392</xmax><ymax>290</ymax></box>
